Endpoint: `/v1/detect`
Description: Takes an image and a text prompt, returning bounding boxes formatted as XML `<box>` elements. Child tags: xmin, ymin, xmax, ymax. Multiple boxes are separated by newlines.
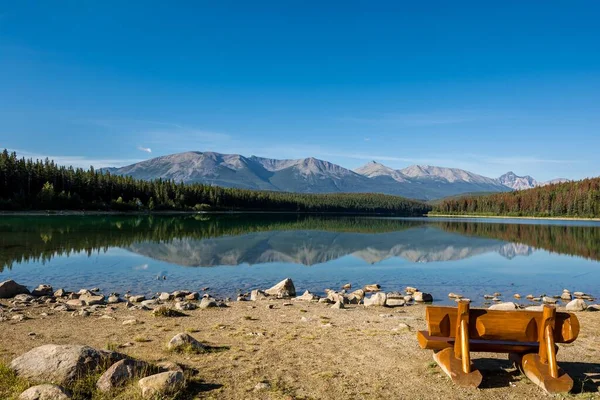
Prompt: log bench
<box><xmin>417</xmin><ymin>301</ymin><xmax>580</xmax><ymax>393</ymax></box>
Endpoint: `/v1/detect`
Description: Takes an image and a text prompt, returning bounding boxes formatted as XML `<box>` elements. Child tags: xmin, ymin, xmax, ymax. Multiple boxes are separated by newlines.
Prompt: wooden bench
<box><xmin>417</xmin><ymin>301</ymin><xmax>580</xmax><ymax>393</ymax></box>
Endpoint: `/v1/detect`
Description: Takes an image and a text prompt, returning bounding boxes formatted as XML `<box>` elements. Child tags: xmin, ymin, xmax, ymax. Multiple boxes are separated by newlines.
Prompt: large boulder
<box><xmin>265</xmin><ymin>278</ymin><xmax>296</xmax><ymax>298</ymax></box>
<box><xmin>566</xmin><ymin>298</ymin><xmax>587</xmax><ymax>312</ymax></box>
<box><xmin>364</xmin><ymin>292</ymin><xmax>387</xmax><ymax>307</ymax></box>
<box><xmin>138</xmin><ymin>371</ymin><xmax>185</xmax><ymax>398</ymax></box>
<box><xmin>0</xmin><ymin>280</ymin><xmax>30</xmax><ymax>298</ymax></box>
<box><xmin>10</xmin><ymin>344</ymin><xmax>123</xmax><ymax>385</ymax></box>
<box><xmin>18</xmin><ymin>384</ymin><xmax>71</xmax><ymax>400</ymax></box>
<box><xmin>96</xmin><ymin>359</ymin><xmax>155</xmax><ymax>392</ymax></box>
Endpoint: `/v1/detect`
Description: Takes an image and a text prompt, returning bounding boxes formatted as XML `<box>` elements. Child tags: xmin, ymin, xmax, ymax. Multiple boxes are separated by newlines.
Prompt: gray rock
<box><xmin>386</xmin><ymin>298</ymin><xmax>406</xmax><ymax>307</ymax></box>
<box><xmin>264</xmin><ymin>278</ymin><xmax>296</xmax><ymax>298</ymax></box>
<box><xmin>0</xmin><ymin>280</ymin><xmax>30</xmax><ymax>299</ymax></box>
<box><xmin>65</xmin><ymin>299</ymin><xmax>86</xmax><ymax>307</ymax></box>
<box><xmin>199</xmin><ymin>297</ymin><xmax>217</xmax><ymax>309</ymax></box>
<box><xmin>79</xmin><ymin>294</ymin><xmax>105</xmax><ymax>306</ymax></box>
<box><xmin>364</xmin><ymin>292</ymin><xmax>387</xmax><ymax>307</ymax></box>
<box><xmin>175</xmin><ymin>301</ymin><xmax>197</xmax><ymax>311</ymax></box>
<box><xmin>14</xmin><ymin>294</ymin><xmax>35</xmax><ymax>303</ymax></box>
<box><xmin>138</xmin><ymin>371</ymin><xmax>185</xmax><ymax>399</ymax></box>
<box><xmin>172</xmin><ymin>291</ymin><xmax>190</xmax><ymax>299</ymax></box>
<box><xmin>318</xmin><ymin>297</ymin><xmax>333</xmax><ymax>304</ymax></box>
<box><xmin>294</xmin><ymin>290</ymin><xmax>318</xmax><ymax>302</ymax></box>
<box><xmin>250</xmin><ymin>290</ymin><xmax>268</xmax><ymax>301</ymax></box>
<box><xmin>386</xmin><ymin>291</ymin><xmax>404</xmax><ymax>299</ymax></box>
<box><xmin>586</xmin><ymin>304</ymin><xmax>600</xmax><ymax>312</ymax></box>
<box><xmin>543</xmin><ymin>296</ymin><xmax>558</xmax><ymax>304</ymax></box>
<box><xmin>18</xmin><ymin>384</ymin><xmax>71</xmax><ymax>400</ymax></box>
<box><xmin>326</xmin><ymin>291</ymin><xmax>348</xmax><ymax>304</ymax></box>
<box><xmin>10</xmin><ymin>344</ymin><xmax>123</xmax><ymax>385</ymax></box>
<box><xmin>122</xmin><ymin>319</ymin><xmax>140</xmax><ymax>325</ymax></box>
<box><xmin>141</xmin><ymin>299</ymin><xmax>158</xmax><ymax>308</ymax></box>
<box><xmin>96</xmin><ymin>359</ymin><xmax>155</xmax><ymax>393</ymax></box>
<box><xmin>413</xmin><ymin>291</ymin><xmax>433</xmax><ymax>302</ymax></box>
<box><xmin>489</xmin><ymin>302</ymin><xmax>519</xmax><ymax>311</ymax></box>
<box><xmin>129</xmin><ymin>295</ymin><xmax>146</xmax><ymax>303</ymax></box>
<box><xmin>107</xmin><ymin>295</ymin><xmax>121</xmax><ymax>304</ymax></box>
<box><xmin>347</xmin><ymin>289</ymin><xmax>365</xmax><ymax>304</ymax></box>
<box><xmin>32</xmin><ymin>285</ymin><xmax>53</xmax><ymax>297</ymax></box>
<box><xmin>167</xmin><ymin>333</ymin><xmax>206</xmax><ymax>352</ymax></box>
<box><xmin>566</xmin><ymin>298</ymin><xmax>587</xmax><ymax>312</ymax></box>
<box><xmin>53</xmin><ymin>289</ymin><xmax>68</xmax><ymax>298</ymax></box>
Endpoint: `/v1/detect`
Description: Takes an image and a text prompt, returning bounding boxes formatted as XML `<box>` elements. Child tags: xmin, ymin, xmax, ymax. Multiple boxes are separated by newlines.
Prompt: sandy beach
<box><xmin>1</xmin><ymin>292</ymin><xmax>599</xmax><ymax>399</ymax></box>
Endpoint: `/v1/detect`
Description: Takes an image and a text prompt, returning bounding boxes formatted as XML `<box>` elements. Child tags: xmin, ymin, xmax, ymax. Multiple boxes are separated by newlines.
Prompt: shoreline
<box><xmin>0</xmin><ymin>210</ymin><xmax>428</xmax><ymax>217</ymax></box>
<box><xmin>427</xmin><ymin>213</ymin><xmax>600</xmax><ymax>222</ymax></box>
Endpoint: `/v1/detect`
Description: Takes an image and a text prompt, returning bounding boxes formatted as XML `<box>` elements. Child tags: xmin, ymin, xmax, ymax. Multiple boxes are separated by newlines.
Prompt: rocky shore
<box><xmin>1</xmin><ymin>278</ymin><xmax>599</xmax><ymax>399</ymax></box>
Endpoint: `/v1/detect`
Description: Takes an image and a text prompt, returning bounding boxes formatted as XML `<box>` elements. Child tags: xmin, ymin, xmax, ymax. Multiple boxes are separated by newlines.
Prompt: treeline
<box><xmin>0</xmin><ymin>214</ymin><xmax>423</xmax><ymax>271</ymax></box>
<box><xmin>0</xmin><ymin>150</ymin><xmax>430</xmax><ymax>215</ymax></box>
<box><xmin>432</xmin><ymin>177</ymin><xmax>600</xmax><ymax>218</ymax></box>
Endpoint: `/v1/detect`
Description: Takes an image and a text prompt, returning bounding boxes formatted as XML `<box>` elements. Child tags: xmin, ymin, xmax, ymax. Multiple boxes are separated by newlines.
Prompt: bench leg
<box><xmin>434</xmin><ymin>301</ymin><xmax>482</xmax><ymax>388</ymax></box>
<box><xmin>516</xmin><ymin>306</ymin><xmax>573</xmax><ymax>394</ymax></box>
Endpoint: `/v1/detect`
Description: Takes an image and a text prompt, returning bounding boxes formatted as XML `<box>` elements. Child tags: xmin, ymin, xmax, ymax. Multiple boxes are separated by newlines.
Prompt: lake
<box><xmin>0</xmin><ymin>214</ymin><xmax>598</xmax><ymax>305</ymax></box>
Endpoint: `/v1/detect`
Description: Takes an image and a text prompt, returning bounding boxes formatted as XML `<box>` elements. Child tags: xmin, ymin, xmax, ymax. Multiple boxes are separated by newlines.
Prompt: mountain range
<box><xmin>104</xmin><ymin>151</ymin><xmax>568</xmax><ymax>200</ymax></box>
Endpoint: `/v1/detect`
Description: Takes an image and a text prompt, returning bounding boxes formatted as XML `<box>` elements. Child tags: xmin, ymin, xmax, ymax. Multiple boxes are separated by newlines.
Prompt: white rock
<box><xmin>488</xmin><ymin>302</ymin><xmax>519</xmax><ymax>311</ymax></box>
<box><xmin>264</xmin><ymin>278</ymin><xmax>296</xmax><ymax>298</ymax></box>
<box><xmin>250</xmin><ymin>290</ymin><xmax>268</xmax><ymax>301</ymax></box>
<box><xmin>364</xmin><ymin>292</ymin><xmax>387</xmax><ymax>307</ymax></box>
<box><xmin>96</xmin><ymin>359</ymin><xmax>154</xmax><ymax>392</ymax></box>
<box><xmin>18</xmin><ymin>384</ymin><xmax>71</xmax><ymax>400</ymax></box>
<box><xmin>330</xmin><ymin>300</ymin><xmax>345</xmax><ymax>309</ymax></box>
<box><xmin>565</xmin><ymin>298</ymin><xmax>587</xmax><ymax>312</ymax></box>
<box><xmin>413</xmin><ymin>291</ymin><xmax>433</xmax><ymax>302</ymax></box>
<box><xmin>138</xmin><ymin>371</ymin><xmax>185</xmax><ymax>398</ymax></box>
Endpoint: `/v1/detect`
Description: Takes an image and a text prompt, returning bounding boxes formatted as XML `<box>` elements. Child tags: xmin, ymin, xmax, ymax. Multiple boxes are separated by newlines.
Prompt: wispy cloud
<box><xmin>137</xmin><ymin>146</ymin><xmax>152</xmax><ymax>153</ymax></box>
<box><xmin>9</xmin><ymin>149</ymin><xmax>142</xmax><ymax>169</ymax></box>
<box><xmin>340</xmin><ymin>110</ymin><xmax>499</xmax><ymax>127</ymax></box>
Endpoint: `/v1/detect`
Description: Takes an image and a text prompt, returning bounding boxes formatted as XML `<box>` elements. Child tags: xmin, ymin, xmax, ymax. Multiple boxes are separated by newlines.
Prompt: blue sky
<box><xmin>1</xmin><ymin>1</ymin><xmax>599</xmax><ymax>181</ymax></box>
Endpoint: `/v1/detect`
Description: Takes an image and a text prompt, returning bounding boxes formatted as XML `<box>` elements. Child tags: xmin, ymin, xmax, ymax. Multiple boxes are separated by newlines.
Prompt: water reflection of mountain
<box><xmin>1</xmin><ymin>215</ymin><xmax>598</xmax><ymax>273</ymax></box>
<box><xmin>125</xmin><ymin>227</ymin><xmax>534</xmax><ymax>267</ymax></box>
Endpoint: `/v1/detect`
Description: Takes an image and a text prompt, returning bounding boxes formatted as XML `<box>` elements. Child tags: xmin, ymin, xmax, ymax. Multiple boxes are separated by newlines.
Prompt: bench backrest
<box><xmin>426</xmin><ymin>306</ymin><xmax>579</xmax><ymax>343</ymax></box>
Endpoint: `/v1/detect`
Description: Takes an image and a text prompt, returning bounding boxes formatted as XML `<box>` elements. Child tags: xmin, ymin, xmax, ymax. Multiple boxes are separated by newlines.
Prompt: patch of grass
<box><xmin>299</xmin><ymin>309</ymin><xmax>308</xmax><ymax>313</ymax></box>
<box><xmin>0</xmin><ymin>362</ymin><xmax>30</xmax><ymax>400</ymax></box>
<box><xmin>242</xmin><ymin>316</ymin><xmax>258</xmax><ymax>321</ymax></box>
<box><xmin>106</xmin><ymin>342</ymin><xmax>120</xmax><ymax>351</ymax></box>
<box><xmin>185</xmin><ymin>328</ymin><xmax>200</xmax><ymax>333</ymax></box>
<box><xmin>169</xmin><ymin>344</ymin><xmax>230</xmax><ymax>355</ymax></box>
<box><xmin>133</xmin><ymin>336</ymin><xmax>151</xmax><ymax>343</ymax></box>
<box><xmin>152</xmin><ymin>306</ymin><xmax>187</xmax><ymax>318</ymax></box>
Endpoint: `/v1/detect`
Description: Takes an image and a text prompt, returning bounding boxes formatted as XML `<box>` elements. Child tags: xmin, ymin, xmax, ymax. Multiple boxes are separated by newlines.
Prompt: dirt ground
<box><xmin>1</xmin><ymin>299</ymin><xmax>599</xmax><ymax>400</ymax></box>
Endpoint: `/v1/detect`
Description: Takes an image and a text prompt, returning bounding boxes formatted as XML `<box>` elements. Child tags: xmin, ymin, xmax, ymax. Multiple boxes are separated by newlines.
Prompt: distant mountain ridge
<box><xmin>498</xmin><ymin>171</ymin><xmax>570</xmax><ymax>190</ymax></box>
<box><xmin>105</xmin><ymin>151</ymin><xmax>563</xmax><ymax>200</ymax></box>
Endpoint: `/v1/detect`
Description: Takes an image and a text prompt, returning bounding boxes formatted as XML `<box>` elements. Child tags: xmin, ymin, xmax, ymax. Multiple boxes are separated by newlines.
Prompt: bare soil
<box><xmin>1</xmin><ymin>300</ymin><xmax>599</xmax><ymax>399</ymax></box>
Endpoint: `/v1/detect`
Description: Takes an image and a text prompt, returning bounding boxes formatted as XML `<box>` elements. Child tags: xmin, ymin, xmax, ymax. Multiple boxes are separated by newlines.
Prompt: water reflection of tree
<box><xmin>0</xmin><ymin>215</ymin><xmax>422</xmax><ymax>271</ymax></box>
<box><xmin>436</xmin><ymin>221</ymin><xmax>600</xmax><ymax>262</ymax></box>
